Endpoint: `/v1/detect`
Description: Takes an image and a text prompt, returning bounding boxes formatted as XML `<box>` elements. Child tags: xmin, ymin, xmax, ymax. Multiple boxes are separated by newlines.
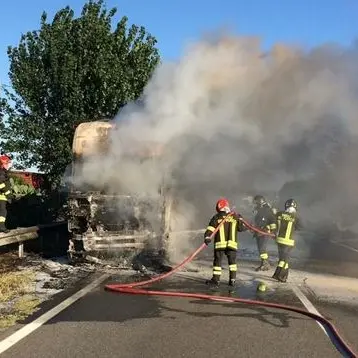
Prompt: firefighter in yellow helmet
<box><xmin>272</xmin><ymin>198</ymin><xmax>302</xmax><ymax>282</ymax></box>
<box><xmin>204</xmin><ymin>198</ymin><xmax>248</xmax><ymax>289</ymax></box>
<box><xmin>0</xmin><ymin>154</ymin><xmax>13</xmax><ymax>233</ymax></box>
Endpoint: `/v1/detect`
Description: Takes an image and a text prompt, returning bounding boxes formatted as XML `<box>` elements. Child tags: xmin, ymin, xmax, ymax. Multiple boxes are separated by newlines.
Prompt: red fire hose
<box><xmin>105</xmin><ymin>212</ymin><xmax>357</xmax><ymax>357</ymax></box>
<box><xmin>240</xmin><ymin>217</ymin><xmax>276</xmax><ymax>237</ymax></box>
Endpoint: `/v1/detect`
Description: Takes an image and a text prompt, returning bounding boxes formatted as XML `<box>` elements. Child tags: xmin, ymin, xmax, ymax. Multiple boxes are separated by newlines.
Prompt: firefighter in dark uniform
<box><xmin>204</xmin><ymin>198</ymin><xmax>248</xmax><ymax>288</ymax></box>
<box><xmin>252</xmin><ymin>195</ymin><xmax>277</xmax><ymax>271</ymax></box>
<box><xmin>0</xmin><ymin>154</ymin><xmax>12</xmax><ymax>233</ymax></box>
<box><xmin>272</xmin><ymin>198</ymin><xmax>302</xmax><ymax>282</ymax></box>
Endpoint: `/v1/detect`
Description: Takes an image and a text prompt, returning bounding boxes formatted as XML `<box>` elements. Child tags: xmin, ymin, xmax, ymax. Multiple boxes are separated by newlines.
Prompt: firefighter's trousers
<box><xmin>0</xmin><ymin>200</ymin><xmax>7</xmax><ymax>231</ymax></box>
<box><xmin>212</xmin><ymin>249</ymin><xmax>237</xmax><ymax>282</ymax></box>
<box><xmin>273</xmin><ymin>243</ymin><xmax>292</xmax><ymax>282</ymax></box>
<box><xmin>255</xmin><ymin>234</ymin><xmax>270</xmax><ymax>261</ymax></box>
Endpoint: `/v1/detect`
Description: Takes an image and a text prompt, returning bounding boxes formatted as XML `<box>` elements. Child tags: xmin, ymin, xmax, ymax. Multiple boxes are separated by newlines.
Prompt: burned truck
<box><xmin>66</xmin><ymin>120</ymin><xmax>173</xmax><ymax>264</ymax></box>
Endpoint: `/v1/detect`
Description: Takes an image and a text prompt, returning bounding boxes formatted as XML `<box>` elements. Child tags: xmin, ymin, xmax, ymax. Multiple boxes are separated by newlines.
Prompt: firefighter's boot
<box><xmin>206</xmin><ymin>276</ymin><xmax>220</xmax><ymax>288</ymax></box>
<box><xmin>228</xmin><ymin>279</ymin><xmax>236</xmax><ymax>292</ymax></box>
<box><xmin>277</xmin><ymin>268</ymin><xmax>289</xmax><ymax>283</ymax></box>
<box><xmin>272</xmin><ymin>266</ymin><xmax>282</xmax><ymax>280</ymax></box>
<box><xmin>255</xmin><ymin>259</ymin><xmax>271</xmax><ymax>271</ymax></box>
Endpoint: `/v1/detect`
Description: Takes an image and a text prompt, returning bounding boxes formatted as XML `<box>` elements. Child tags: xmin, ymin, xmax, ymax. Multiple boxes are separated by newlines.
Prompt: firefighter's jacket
<box><xmin>204</xmin><ymin>212</ymin><xmax>247</xmax><ymax>250</ymax></box>
<box><xmin>275</xmin><ymin>211</ymin><xmax>302</xmax><ymax>247</ymax></box>
<box><xmin>253</xmin><ymin>203</ymin><xmax>277</xmax><ymax>237</ymax></box>
<box><xmin>0</xmin><ymin>168</ymin><xmax>11</xmax><ymax>202</ymax></box>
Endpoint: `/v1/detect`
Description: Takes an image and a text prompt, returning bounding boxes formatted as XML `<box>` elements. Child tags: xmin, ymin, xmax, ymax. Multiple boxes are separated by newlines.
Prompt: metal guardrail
<box><xmin>0</xmin><ymin>221</ymin><xmax>66</xmax><ymax>258</ymax></box>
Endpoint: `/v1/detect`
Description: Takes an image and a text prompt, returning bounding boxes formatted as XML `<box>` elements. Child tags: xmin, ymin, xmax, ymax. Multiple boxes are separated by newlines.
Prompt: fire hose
<box><xmin>105</xmin><ymin>212</ymin><xmax>357</xmax><ymax>357</ymax></box>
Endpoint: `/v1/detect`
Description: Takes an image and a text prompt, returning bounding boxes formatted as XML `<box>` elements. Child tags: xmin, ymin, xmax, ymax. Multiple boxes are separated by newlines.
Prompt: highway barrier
<box><xmin>0</xmin><ymin>221</ymin><xmax>66</xmax><ymax>258</ymax></box>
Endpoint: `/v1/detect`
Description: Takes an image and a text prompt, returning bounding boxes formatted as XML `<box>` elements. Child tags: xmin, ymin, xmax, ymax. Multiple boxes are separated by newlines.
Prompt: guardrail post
<box><xmin>0</xmin><ymin>221</ymin><xmax>66</xmax><ymax>255</ymax></box>
<box><xmin>18</xmin><ymin>243</ymin><xmax>24</xmax><ymax>258</ymax></box>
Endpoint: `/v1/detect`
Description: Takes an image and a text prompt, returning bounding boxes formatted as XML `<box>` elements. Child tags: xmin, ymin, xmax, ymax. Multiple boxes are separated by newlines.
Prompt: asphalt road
<box><xmin>312</xmin><ymin>300</ymin><xmax>358</xmax><ymax>357</ymax></box>
<box><xmin>1</xmin><ymin>231</ymin><xmax>358</xmax><ymax>358</ymax></box>
<box><xmin>1</xmin><ymin>270</ymin><xmax>356</xmax><ymax>358</ymax></box>
<box><xmin>235</xmin><ymin>233</ymin><xmax>358</xmax><ymax>279</ymax></box>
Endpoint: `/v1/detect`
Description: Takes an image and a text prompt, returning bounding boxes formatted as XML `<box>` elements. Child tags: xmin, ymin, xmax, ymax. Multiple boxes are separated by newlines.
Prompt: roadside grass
<box><xmin>0</xmin><ymin>271</ymin><xmax>33</xmax><ymax>302</ymax></box>
<box><xmin>0</xmin><ymin>270</ymin><xmax>41</xmax><ymax>329</ymax></box>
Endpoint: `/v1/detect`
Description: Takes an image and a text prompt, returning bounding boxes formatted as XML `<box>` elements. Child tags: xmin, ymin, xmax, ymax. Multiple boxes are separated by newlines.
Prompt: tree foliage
<box><xmin>0</xmin><ymin>97</ymin><xmax>5</xmax><ymax>119</ymax></box>
<box><xmin>0</xmin><ymin>0</ymin><xmax>160</xmax><ymax>183</ymax></box>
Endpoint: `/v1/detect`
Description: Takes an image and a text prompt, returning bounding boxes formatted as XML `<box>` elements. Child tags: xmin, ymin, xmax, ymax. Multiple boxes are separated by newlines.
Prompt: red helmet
<box><xmin>0</xmin><ymin>154</ymin><xmax>12</xmax><ymax>169</ymax></box>
<box><xmin>216</xmin><ymin>198</ymin><xmax>230</xmax><ymax>212</ymax></box>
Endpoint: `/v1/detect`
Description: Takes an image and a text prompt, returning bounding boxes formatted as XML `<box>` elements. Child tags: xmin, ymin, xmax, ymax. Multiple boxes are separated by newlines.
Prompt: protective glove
<box><xmin>204</xmin><ymin>237</ymin><xmax>211</xmax><ymax>246</ymax></box>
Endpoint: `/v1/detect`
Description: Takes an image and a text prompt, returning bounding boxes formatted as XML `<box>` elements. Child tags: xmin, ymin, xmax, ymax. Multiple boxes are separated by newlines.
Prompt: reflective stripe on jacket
<box><xmin>204</xmin><ymin>212</ymin><xmax>247</xmax><ymax>250</ymax></box>
<box><xmin>276</xmin><ymin>211</ymin><xmax>301</xmax><ymax>246</ymax></box>
<box><xmin>254</xmin><ymin>203</ymin><xmax>277</xmax><ymax>237</ymax></box>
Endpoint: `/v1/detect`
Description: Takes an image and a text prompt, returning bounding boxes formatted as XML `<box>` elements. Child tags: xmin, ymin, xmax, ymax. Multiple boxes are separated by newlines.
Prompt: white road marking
<box><xmin>330</xmin><ymin>241</ymin><xmax>358</xmax><ymax>253</ymax></box>
<box><xmin>0</xmin><ymin>273</ymin><xmax>110</xmax><ymax>355</ymax></box>
<box><xmin>289</xmin><ymin>283</ymin><xmax>329</xmax><ymax>337</ymax></box>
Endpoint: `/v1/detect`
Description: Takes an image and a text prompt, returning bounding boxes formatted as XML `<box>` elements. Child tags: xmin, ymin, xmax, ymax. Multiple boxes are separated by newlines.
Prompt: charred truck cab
<box><xmin>66</xmin><ymin>120</ymin><xmax>173</xmax><ymax>263</ymax></box>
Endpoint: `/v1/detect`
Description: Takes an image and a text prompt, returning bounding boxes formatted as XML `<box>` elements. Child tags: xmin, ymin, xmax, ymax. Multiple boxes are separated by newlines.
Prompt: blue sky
<box><xmin>0</xmin><ymin>0</ymin><xmax>357</xmax><ymax>87</ymax></box>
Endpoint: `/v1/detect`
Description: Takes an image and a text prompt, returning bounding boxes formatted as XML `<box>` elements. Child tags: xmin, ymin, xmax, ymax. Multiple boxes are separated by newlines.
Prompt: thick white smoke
<box><xmin>73</xmin><ymin>34</ymin><xmax>358</xmax><ymax>262</ymax></box>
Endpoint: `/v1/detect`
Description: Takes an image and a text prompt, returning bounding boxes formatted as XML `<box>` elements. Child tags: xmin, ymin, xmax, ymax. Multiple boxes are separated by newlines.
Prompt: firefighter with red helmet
<box><xmin>204</xmin><ymin>198</ymin><xmax>248</xmax><ymax>288</ymax></box>
<box><xmin>0</xmin><ymin>154</ymin><xmax>12</xmax><ymax>233</ymax></box>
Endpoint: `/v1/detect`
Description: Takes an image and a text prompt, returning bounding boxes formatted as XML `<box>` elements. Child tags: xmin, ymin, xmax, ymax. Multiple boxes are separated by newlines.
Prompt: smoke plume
<box><xmin>73</xmin><ymin>33</ymin><xmax>358</xmax><ymax>262</ymax></box>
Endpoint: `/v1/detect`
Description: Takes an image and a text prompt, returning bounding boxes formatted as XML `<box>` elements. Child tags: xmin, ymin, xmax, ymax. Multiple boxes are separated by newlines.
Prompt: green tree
<box><xmin>0</xmin><ymin>94</ymin><xmax>9</xmax><ymax>137</ymax></box>
<box><xmin>0</xmin><ymin>97</ymin><xmax>5</xmax><ymax>122</ymax></box>
<box><xmin>1</xmin><ymin>0</ymin><xmax>160</xmax><ymax>183</ymax></box>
